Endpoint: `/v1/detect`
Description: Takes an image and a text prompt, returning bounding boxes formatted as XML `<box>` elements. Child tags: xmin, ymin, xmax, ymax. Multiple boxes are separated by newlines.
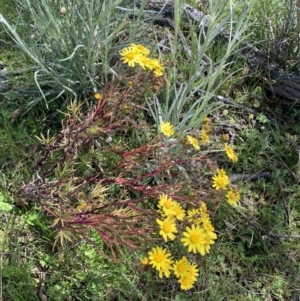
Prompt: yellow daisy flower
<box><xmin>217</xmin><ymin>168</ymin><xmax>227</xmax><ymax>177</ymax></box>
<box><xmin>187</xmin><ymin>135</ymin><xmax>200</xmax><ymax>150</ymax></box>
<box><xmin>203</xmin><ymin>218</ymin><xmax>217</xmax><ymax>240</ymax></box>
<box><xmin>94</xmin><ymin>93</ymin><xmax>101</xmax><ymax>101</ymax></box>
<box><xmin>157</xmin><ymin>193</ymin><xmax>175</xmax><ymax>216</ymax></box>
<box><xmin>181</xmin><ymin>225</ymin><xmax>206</xmax><ymax>255</ymax></box>
<box><xmin>200</xmin><ymin>130</ymin><xmax>210</xmax><ymax>145</ymax></box>
<box><xmin>212</xmin><ymin>174</ymin><xmax>229</xmax><ymax>190</ymax></box>
<box><xmin>178</xmin><ymin>275</ymin><xmax>196</xmax><ymax>290</ymax></box>
<box><xmin>212</xmin><ymin>169</ymin><xmax>230</xmax><ymax>190</ymax></box>
<box><xmin>130</xmin><ymin>43</ymin><xmax>150</xmax><ymax>56</ymax></box>
<box><xmin>141</xmin><ymin>257</ymin><xmax>149</xmax><ymax>265</ymax></box>
<box><xmin>224</xmin><ymin>143</ymin><xmax>238</xmax><ymax>162</ymax></box>
<box><xmin>201</xmin><ymin>232</ymin><xmax>216</xmax><ymax>255</ymax></box>
<box><xmin>199</xmin><ymin>202</ymin><xmax>209</xmax><ymax>220</ymax></box>
<box><xmin>159</xmin><ymin>122</ymin><xmax>175</xmax><ymax>137</ymax></box>
<box><xmin>148</xmin><ymin>246</ymin><xmax>173</xmax><ymax>278</ymax></box>
<box><xmin>231</xmin><ymin>154</ymin><xmax>238</xmax><ymax>162</ymax></box>
<box><xmin>138</xmin><ymin>56</ymin><xmax>153</xmax><ymax>69</ymax></box>
<box><xmin>188</xmin><ymin>263</ymin><xmax>199</xmax><ymax>280</ymax></box>
<box><xmin>156</xmin><ymin>217</ymin><xmax>178</xmax><ymax>242</ymax></box>
<box><xmin>172</xmin><ymin>201</ymin><xmax>186</xmax><ymax>221</ymax></box>
<box><xmin>187</xmin><ymin>209</ymin><xmax>202</xmax><ymax>225</ymax></box>
<box><xmin>146</xmin><ymin>58</ymin><xmax>164</xmax><ymax>76</ymax></box>
<box><xmin>119</xmin><ymin>46</ymin><xmax>141</xmax><ymax>67</ymax></box>
<box><xmin>226</xmin><ymin>190</ymin><xmax>240</xmax><ymax>207</ymax></box>
<box><xmin>154</xmin><ymin>68</ymin><xmax>164</xmax><ymax>77</ymax></box>
<box><xmin>173</xmin><ymin>256</ymin><xmax>190</xmax><ymax>279</ymax></box>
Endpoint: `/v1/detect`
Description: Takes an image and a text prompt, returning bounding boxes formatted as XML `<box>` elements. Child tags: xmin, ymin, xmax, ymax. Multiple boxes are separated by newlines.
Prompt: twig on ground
<box><xmin>230</xmin><ymin>172</ymin><xmax>271</xmax><ymax>183</ymax></box>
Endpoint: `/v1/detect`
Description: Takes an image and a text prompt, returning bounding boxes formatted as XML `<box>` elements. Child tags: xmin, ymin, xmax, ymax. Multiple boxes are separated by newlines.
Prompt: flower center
<box><xmin>162</xmin><ymin>223</ymin><xmax>171</xmax><ymax>233</ymax></box>
<box><xmin>217</xmin><ymin>178</ymin><xmax>225</xmax><ymax>186</ymax></box>
<box><xmin>190</xmin><ymin>233</ymin><xmax>200</xmax><ymax>244</ymax></box>
<box><xmin>126</xmin><ymin>53</ymin><xmax>135</xmax><ymax>60</ymax></box>
<box><xmin>177</xmin><ymin>263</ymin><xmax>187</xmax><ymax>273</ymax></box>
<box><xmin>164</xmin><ymin>200</ymin><xmax>172</xmax><ymax>209</ymax></box>
<box><xmin>154</xmin><ymin>253</ymin><xmax>164</xmax><ymax>263</ymax></box>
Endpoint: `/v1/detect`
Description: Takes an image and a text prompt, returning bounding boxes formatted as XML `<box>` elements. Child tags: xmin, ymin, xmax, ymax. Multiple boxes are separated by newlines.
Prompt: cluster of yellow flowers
<box><xmin>159</xmin><ymin>118</ymin><xmax>212</xmax><ymax>150</ymax></box>
<box><xmin>212</xmin><ymin>168</ymin><xmax>241</xmax><ymax>206</ymax></box>
<box><xmin>159</xmin><ymin>119</ymin><xmax>238</xmax><ymax>161</ymax></box>
<box><xmin>119</xmin><ymin>43</ymin><xmax>164</xmax><ymax>77</ymax></box>
<box><xmin>158</xmin><ymin>117</ymin><xmax>241</xmax><ymax>207</ymax></box>
<box><xmin>200</xmin><ymin>117</ymin><xmax>212</xmax><ymax>144</ymax></box>
<box><xmin>215</xmin><ymin>129</ymin><xmax>240</xmax><ymax>206</ymax></box>
<box><xmin>141</xmin><ymin>194</ymin><xmax>217</xmax><ymax>290</ymax></box>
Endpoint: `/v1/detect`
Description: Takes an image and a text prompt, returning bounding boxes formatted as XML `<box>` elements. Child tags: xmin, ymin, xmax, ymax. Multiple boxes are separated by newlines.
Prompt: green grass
<box><xmin>1</xmin><ymin>0</ymin><xmax>300</xmax><ymax>300</ymax></box>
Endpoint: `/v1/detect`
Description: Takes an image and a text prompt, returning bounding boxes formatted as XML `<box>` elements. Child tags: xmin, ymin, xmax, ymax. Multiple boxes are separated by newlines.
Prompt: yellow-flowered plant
<box><xmin>181</xmin><ymin>225</ymin><xmax>207</xmax><ymax>255</ymax></box>
<box><xmin>120</xmin><ymin>43</ymin><xmax>164</xmax><ymax>77</ymax></box>
<box><xmin>173</xmin><ymin>256</ymin><xmax>190</xmax><ymax>278</ymax></box>
<box><xmin>139</xmin><ymin>117</ymin><xmax>241</xmax><ymax>290</ymax></box>
<box><xmin>141</xmin><ymin>115</ymin><xmax>241</xmax><ymax>284</ymax></box>
<box><xmin>142</xmin><ymin>194</ymin><xmax>217</xmax><ymax>290</ymax></box>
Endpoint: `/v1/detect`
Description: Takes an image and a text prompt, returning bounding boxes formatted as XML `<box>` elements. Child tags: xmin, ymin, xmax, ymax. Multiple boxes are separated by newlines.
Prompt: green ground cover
<box><xmin>0</xmin><ymin>0</ymin><xmax>300</xmax><ymax>300</ymax></box>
